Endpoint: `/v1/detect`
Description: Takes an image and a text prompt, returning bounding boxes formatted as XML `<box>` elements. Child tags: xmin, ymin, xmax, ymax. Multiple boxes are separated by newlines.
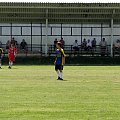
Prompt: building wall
<box><xmin>0</xmin><ymin>23</ymin><xmax>120</xmax><ymax>51</ymax></box>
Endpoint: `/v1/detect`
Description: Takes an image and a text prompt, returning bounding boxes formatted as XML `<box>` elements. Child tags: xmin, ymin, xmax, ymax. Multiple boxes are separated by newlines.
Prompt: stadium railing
<box><xmin>48</xmin><ymin>44</ymin><xmax>110</xmax><ymax>56</ymax></box>
<box><xmin>113</xmin><ymin>47</ymin><xmax>120</xmax><ymax>57</ymax></box>
<box><xmin>1</xmin><ymin>44</ymin><xmax>120</xmax><ymax>57</ymax></box>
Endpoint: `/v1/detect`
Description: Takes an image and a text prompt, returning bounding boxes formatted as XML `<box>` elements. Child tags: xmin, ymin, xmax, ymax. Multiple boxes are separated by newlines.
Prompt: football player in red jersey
<box><xmin>8</xmin><ymin>44</ymin><xmax>17</xmax><ymax>69</ymax></box>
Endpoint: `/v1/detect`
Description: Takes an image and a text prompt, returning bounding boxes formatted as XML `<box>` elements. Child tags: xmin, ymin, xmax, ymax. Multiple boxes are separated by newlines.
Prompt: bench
<box><xmin>48</xmin><ymin>45</ymin><xmax>110</xmax><ymax>56</ymax></box>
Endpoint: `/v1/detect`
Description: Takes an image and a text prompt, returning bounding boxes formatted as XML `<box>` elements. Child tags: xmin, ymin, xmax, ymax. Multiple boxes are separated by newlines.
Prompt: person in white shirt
<box><xmin>114</xmin><ymin>39</ymin><xmax>120</xmax><ymax>53</ymax></box>
<box><xmin>114</xmin><ymin>39</ymin><xmax>120</xmax><ymax>48</ymax></box>
<box><xmin>73</xmin><ymin>40</ymin><xmax>79</xmax><ymax>55</ymax></box>
<box><xmin>99</xmin><ymin>38</ymin><xmax>107</xmax><ymax>56</ymax></box>
<box><xmin>73</xmin><ymin>40</ymin><xmax>79</xmax><ymax>50</ymax></box>
<box><xmin>86</xmin><ymin>39</ymin><xmax>92</xmax><ymax>51</ymax></box>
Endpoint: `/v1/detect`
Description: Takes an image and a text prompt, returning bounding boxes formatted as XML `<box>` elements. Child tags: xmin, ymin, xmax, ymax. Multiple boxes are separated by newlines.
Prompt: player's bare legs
<box><xmin>59</xmin><ymin>70</ymin><xmax>63</xmax><ymax>80</ymax></box>
<box><xmin>8</xmin><ymin>60</ymin><xmax>13</xmax><ymax>69</ymax></box>
<box><xmin>56</xmin><ymin>70</ymin><xmax>61</xmax><ymax>80</ymax></box>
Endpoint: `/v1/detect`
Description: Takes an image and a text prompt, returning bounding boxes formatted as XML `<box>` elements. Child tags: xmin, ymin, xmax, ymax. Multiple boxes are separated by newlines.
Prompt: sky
<box><xmin>0</xmin><ymin>0</ymin><xmax>120</xmax><ymax>3</ymax></box>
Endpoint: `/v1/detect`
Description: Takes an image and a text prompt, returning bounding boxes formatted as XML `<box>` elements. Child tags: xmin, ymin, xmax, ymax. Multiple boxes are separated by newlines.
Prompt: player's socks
<box><xmin>9</xmin><ymin>62</ymin><xmax>13</xmax><ymax>68</ymax></box>
<box><xmin>60</xmin><ymin>72</ymin><xmax>63</xmax><ymax>80</ymax></box>
<box><xmin>9</xmin><ymin>62</ymin><xmax>11</xmax><ymax>66</ymax></box>
<box><xmin>11</xmin><ymin>62</ymin><xmax>13</xmax><ymax>66</ymax></box>
<box><xmin>8</xmin><ymin>62</ymin><xmax>12</xmax><ymax>69</ymax></box>
<box><xmin>10</xmin><ymin>62</ymin><xmax>12</xmax><ymax>67</ymax></box>
<box><xmin>56</xmin><ymin>70</ymin><xmax>60</xmax><ymax>78</ymax></box>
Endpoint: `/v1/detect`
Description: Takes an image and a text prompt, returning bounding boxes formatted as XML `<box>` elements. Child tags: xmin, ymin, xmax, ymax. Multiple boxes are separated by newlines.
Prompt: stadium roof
<box><xmin>0</xmin><ymin>2</ymin><xmax>120</xmax><ymax>23</ymax></box>
<box><xmin>0</xmin><ymin>0</ymin><xmax>120</xmax><ymax>3</ymax></box>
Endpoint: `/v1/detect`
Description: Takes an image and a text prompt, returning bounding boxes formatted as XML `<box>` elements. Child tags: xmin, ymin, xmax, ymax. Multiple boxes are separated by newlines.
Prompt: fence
<box><xmin>48</xmin><ymin>45</ymin><xmax>111</xmax><ymax>56</ymax></box>
<box><xmin>1</xmin><ymin>44</ymin><xmax>120</xmax><ymax>57</ymax></box>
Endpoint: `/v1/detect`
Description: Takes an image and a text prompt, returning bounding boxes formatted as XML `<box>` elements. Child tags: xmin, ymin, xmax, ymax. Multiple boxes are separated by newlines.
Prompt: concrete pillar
<box><xmin>45</xmin><ymin>9</ymin><xmax>48</xmax><ymax>56</ymax></box>
<box><xmin>110</xmin><ymin>18</ymin><xmax>113</xmax><ymax>57</ymax></box>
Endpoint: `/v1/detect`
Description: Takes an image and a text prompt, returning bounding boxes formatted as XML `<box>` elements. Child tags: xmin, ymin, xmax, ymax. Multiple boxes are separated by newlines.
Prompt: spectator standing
<box><xmin>91</xmin><ymin>38</ymin><xmax>97</xmax><ymax>55</ymax></box>
<box><xmin>11</xmin><ymin>37</ymin><xmax>16</xmax><ymax>46</ymax></box>
<box><xmin>54</xmin><ymin>38</ymin><xmax>58</xmax><ymax>50</ymax></box>
<box><xmin>6</xmin><ymin>40</ymin><xmax>10</xmax><ymax>49</ymax></box>
<box><xmin>20</xmin><ymin>39</ymin><xmax>27</xmax><ymax>50</ymax></box>
<box><xmin>20</xmin><ymin>39</ymin><xmax>28</xmax><ymax>56</ymax></box>
<box><xmin>59</xmin><ymin>37</ymin><xmax>65</xmax><ymax>48</ymax></box>
<box><xmin>91</xmin><ymin>38</ymin><xmax>96</xmax><ymax>50</ymax></box>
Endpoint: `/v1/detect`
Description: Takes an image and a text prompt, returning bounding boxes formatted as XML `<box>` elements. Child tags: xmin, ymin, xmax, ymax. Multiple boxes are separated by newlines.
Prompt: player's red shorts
<box><xmin>9</xmin><ymin>55</ymin><xmax>16</xmax><ymax>62</ymax></box>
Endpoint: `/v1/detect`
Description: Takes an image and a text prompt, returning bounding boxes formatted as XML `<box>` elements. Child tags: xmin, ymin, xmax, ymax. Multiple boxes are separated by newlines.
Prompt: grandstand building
<box><xmin>0</xmin><ymin>2</ymin><xmax>120</xmax><ymax>56</ymax></box>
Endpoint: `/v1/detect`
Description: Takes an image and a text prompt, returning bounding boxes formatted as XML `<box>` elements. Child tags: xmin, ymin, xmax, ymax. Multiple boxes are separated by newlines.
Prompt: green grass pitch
<box><xmin>0</xmin><ymin>65</ymin><xmax>120</xmax><ymax>120</ymax></box>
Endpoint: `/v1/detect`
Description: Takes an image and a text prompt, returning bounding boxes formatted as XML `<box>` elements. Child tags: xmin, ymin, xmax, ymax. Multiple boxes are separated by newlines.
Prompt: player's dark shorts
<box><xmin>55</xmin><ymin>64</ymin><xmax>63</xmax><ymax>70</ymax></box>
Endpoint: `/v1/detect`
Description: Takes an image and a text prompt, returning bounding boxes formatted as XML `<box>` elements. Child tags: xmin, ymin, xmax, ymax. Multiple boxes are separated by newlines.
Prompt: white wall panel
<box><xmin>12</xmin><ymin>27</ymin><xmax>21</xmax><ymax>35</ymax></box>
<box><xmin>92</xmin><ymin>28</ymin><xmax>101</xmax><ymax>35</ymax></box>
<box><xmin>102</xmin><ymin>24</ymin><xmax>109</xmax><ymax>27</ymax></box>
<box><xmin>102</xmin><ymin>28</ymin><xmax>110</xmax><ymax>35</ymax></box>
<box><xmin>31</xmin><ymin>36</ymin><xmax>41</xmax><ymax>51</ymax></box>
<box><xmin>22</xmin><ymin>27</ymin><xmax>31</xmax><ymax>35</ymax></box>
<box><xmin>15</xmin><ymin>36</ymin><xmax>31</xmax><ymax>45</ymax></box>
<box><xmin>1</xmin><ymin>36</ymin><xmax>11</xmax><ymax>44</ymax></box>
<box><xmin>70</xmin><ymin>36</ymin><xmax>81</xmax><ymax>45</ymax></box>
<box><xmin>32</xmin><ymin>36</ymin><xmax>41</xmax><ymax>44</ymax></box>
<box><xmin>82</xmin><ymin>28</ymin><xmax>91</xmax><ymax>35</ymax></box>
<box><xmin>113</xmin><ymin>24</ymin><xmax>120</xmax><ymax>27</ymax></box>
<box><xmin>2</xmin><ymin>27</ymin><xmax>11</xmax><ymax>35</ymax></box>
<box><xmin>113</xmin><ymin>28</ymin><xmax>120</xmax><ymax>35</ymax></box>
<box><xmin>72</xmin><ymin>28</ymin><xmax>81</xmax><ymax>35</ymax></box>
<box><xmin>47</xmin><ymin>36</ymin><xmax>62</xmax><ymax>45</ymax></box>
<box><xmin>52</xmin><ymin>28</ymin><xmax>61</xmax><ymax>35</ymax></box>
<box><xmin>62</xmin><ymin>28</ymin><xmax>71</xmax><ymax>35</ymax></box>
<box><xmin>32</xmin><ymin>27</ymin><xmax>41</xmax><ymax>35</ymax></box>
<box><xmin>42</xmin><ymin>27</ymin><xmax>51</xmax><ymax>35</ymax></box>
